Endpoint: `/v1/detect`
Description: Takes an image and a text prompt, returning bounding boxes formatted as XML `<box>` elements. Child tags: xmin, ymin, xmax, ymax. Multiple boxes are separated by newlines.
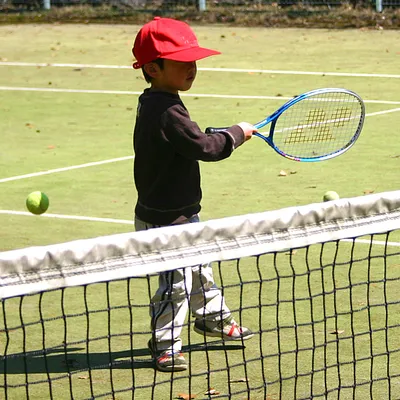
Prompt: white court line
<box><xmin>0</xmin><ymin>62</ymin><xmax>132</xmax><ymax>69</ymax></box>
<box><xmin>201</xmin><ymin>67</ymin><xmax>400</xmax><ymax>79</ymax></box>
<box><xmin>0</xmin><ymin>210</ymin><xmax>134</xmax><ymax>225</ymax></box>
<box><xmin>0</xmin><ymin>86</ymin><xmax>142</xmax><ymax>96</ymax></box>
<box><xmin>342</xmin><ymin>238</ymin><xmax>400</xmax><ymax>247</ymax></box>
<box><xmin>1</xmin><ymin>210</ymin><xmax>399</xmax><ymax>247</ymax></box>
<box><xmin>0</xmin><ymin>100</ymin><xmax>398</xmax><ymax>184</ymax></box>
<box><xmin>1</xmin><ymin>86</ymin><xmax>400</xmax><ymax>105</ymax></box>
<box><xmin>1</xmin><ymin>61</ymin><xmax>400</xmax><ymax>79</ymax></box>
<box><xmin>365</xmin><ymin>108</ymin><xmax>400</xmax><ymax>117</ymax></box>
<box><xmin>0</xmin><ymin>156</ymin><xmax>134</xmax><ymax>184</ymax></box>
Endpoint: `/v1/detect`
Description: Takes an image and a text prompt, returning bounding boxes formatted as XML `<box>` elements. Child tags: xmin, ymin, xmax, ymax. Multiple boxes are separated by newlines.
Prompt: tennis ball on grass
<box><xmin>26</xmin><ymin>191</ymin><xmax>49</xmax><ymax>215</ymax></box>
<box><xmin>323</xmin><ymin>191</ymin><xmax>340</xmax><ymax>202</ymax></box>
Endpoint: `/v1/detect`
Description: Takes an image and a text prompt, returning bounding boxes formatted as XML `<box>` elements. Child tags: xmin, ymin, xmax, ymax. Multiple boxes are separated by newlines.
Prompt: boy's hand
<box><xmin>237</xmin><ymin>122</ymin><xmax>257</xmax><ymax>141</ymax></box>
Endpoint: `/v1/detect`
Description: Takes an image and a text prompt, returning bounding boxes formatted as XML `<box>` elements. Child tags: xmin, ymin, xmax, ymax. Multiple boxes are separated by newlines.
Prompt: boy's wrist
<box><xmin>226</xmin><ymin>125</ymin><xmax>246</xmax><ymax>149</ymax></box>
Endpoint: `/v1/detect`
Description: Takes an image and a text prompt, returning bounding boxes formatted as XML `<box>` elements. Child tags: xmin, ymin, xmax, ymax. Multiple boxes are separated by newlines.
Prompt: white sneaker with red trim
<box><xmin>147</xmin><ymin>339</ymin><xmax>187</xmax><ymax>372</ymax></box>
<box><xmin>194</xmin><ymin>317</ymin><xmax>254</xmax><ymax>341</ymax></box>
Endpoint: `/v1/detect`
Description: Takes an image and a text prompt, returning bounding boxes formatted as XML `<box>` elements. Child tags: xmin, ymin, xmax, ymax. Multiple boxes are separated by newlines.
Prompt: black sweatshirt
<box><xmin>133</xmin><ymin>89</ymin><xmax>245</xmax><ymax>225</ymax></box>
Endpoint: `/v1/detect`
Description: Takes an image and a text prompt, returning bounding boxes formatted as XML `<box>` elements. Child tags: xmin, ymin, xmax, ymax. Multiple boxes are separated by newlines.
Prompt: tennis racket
<box><xmin>206</xmin><ymin>88</ymin><xmax>365</xmax><ymax>162</ymax></box>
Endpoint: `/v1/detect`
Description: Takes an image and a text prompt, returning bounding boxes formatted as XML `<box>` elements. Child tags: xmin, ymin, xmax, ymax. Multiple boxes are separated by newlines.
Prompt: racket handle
<box><xmin>205</xmin><ymin>127</ymin><xmax>228</xmax><ymax>134</ymax></box>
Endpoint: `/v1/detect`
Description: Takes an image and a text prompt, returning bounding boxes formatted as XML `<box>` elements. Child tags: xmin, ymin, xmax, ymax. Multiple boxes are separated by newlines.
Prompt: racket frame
<box><xmin>252</xmin><ymin>87</ymin><xmax>365</xmax><ymax>162</ymax></box>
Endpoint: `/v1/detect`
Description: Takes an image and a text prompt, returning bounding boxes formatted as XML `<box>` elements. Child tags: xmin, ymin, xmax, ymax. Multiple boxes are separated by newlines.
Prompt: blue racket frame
<box><xmin>253</xmin><ymin>88</ymin><xmax>364</xmax><ymax>162</ymax></box>
<box><xmin>207</xmin><ymin>88</ymin><xmax>365</xmax><ymax>162</ymax></box>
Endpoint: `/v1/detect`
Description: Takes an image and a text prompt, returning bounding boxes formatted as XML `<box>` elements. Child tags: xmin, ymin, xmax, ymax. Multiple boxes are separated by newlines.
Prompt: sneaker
<box><xmin>194</xmin><ymin>317</ymin><xmax>254</xmax><ymax>341</ymax></box>
<box><xmin>147</xmin><ymin>339</ymin><xmax>187</xmax><ymax>372</ymax></box>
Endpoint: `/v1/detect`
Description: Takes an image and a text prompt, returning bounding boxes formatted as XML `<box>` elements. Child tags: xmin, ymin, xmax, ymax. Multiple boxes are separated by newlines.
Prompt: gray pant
<box><xmin>135</xmin><ymin>215</ymin><xmax>231</xmax><ymax>352</ymax></box>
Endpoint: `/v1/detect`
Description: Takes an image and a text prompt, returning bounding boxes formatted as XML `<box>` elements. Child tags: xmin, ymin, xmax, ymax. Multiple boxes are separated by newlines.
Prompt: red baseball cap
<box><xmin>132</xmin><ymin>17</ymin><xmax>220</xmax><ymax>69</ymax></box>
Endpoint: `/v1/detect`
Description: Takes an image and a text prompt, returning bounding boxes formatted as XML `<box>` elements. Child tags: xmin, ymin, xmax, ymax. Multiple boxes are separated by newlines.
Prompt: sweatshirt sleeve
<box><xmin>162</xmin><ymin>103</ymin><xmax>245</xmax><ymax>162</ymax></box>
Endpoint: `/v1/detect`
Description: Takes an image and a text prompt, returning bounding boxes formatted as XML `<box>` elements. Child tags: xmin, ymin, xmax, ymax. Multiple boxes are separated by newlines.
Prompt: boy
<box><xmin>132</xmin><ymin>17</ymin><xmax>256</xmax><ymax>372</ymax></box>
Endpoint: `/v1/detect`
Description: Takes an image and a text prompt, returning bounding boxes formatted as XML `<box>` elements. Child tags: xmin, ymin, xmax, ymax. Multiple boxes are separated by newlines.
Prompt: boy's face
<box><xmin>147</xmin><ymin>59</ymin><xmax>197</xmax><ymax>93</ymax></box>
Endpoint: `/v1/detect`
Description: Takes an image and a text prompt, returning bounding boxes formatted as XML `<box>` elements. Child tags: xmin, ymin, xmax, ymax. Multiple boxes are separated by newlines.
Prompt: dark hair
<box><xmin>142</xmin><ymin>58</ymin><xmax>164</xmax><ymax>83</ymax></box>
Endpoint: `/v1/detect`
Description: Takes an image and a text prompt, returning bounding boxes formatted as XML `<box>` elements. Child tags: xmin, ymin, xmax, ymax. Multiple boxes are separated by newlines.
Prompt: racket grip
<box><xmin>205</xmin><ymin>127</ymin><xmax>229</xmax><ymax>134</ymax></box>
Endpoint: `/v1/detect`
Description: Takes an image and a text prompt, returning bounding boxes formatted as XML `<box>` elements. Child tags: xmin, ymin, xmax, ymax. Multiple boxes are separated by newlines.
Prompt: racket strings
<box><xmin>274</xmin><ymin>92</ymin><xmax>363</xmax><ymax>158</ymax></box>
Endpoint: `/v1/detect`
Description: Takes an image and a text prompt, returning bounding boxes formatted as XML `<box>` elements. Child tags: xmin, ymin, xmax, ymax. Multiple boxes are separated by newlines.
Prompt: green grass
<box><xmin>0</xmin><ymin>25</ymin><xmax>399</xmax><ymax>249</ymax></box>
<box><xmin>0</xmin><ymin>24</ymin><xmax>400</xmax><ymax>399</ymax></box>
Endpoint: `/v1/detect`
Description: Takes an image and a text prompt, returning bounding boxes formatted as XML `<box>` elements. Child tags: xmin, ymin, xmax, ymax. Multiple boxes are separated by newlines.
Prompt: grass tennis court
<box><xmin>1</xmin><ymin>24</ymin><xmax>399</xmax><ymax>251</ymax></box>
<box><xmin>0</xmin><ymin>24</ymin><xmax>400</xmax><ymax>399</ymax></box>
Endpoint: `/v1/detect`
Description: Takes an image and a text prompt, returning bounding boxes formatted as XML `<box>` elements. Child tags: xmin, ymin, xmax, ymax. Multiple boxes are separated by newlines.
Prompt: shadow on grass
<box><xmin>0</xmin><ymin>341</ymin><xmax>245</xmax><ymax>374</ymax></box>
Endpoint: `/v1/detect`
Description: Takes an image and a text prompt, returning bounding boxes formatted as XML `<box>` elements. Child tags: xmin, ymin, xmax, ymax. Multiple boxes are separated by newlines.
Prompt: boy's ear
<box><xmin>143</xmin><ymin>62</ymin><xmax>160</xmax><ymax>78</ymax></box>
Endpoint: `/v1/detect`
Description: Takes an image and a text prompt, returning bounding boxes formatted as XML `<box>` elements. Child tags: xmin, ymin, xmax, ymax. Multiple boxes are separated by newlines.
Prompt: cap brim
<box><xmin>162</xmin><ymin>47</ymin><xmax>221</xmax><ymax>63</ymax></box>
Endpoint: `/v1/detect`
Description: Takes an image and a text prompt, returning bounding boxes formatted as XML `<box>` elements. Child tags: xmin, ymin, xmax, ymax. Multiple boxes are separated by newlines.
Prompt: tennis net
<box><xmin>1</xmin><ymin>191</ymin><xmax>400</xmax><ymax>399</ymax></box>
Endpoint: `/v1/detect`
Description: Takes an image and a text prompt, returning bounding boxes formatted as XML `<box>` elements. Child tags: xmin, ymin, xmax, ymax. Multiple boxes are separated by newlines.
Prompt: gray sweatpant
<box><xmin>135</xmin><ymin>214</ymin><xmax>231</xmax><ymax>352</ymax></box>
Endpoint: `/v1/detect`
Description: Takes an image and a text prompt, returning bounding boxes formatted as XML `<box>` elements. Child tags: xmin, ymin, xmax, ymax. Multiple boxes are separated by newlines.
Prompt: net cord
<box><xmin>1</xmin><ymin>191</ymin><xmax>400</xmax><ymax>299</ymax></box>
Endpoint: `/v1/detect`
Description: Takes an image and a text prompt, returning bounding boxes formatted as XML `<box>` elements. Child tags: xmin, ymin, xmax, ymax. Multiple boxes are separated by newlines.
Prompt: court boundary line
<box><xmin>1</xmin><ymin>210</ymin><xmax>399</xmax><ymax>248</ymax></box>
<box><xmin>1</xmin><ymin>86</ymin><xmax>400</xmax><ymax>105</ymax></box>
<box><xmin>0</xmin><ymin>156</ymin><xmax>134</xmax><ymax>184</ymax></box>
<box><xmin>0</xmin><ymin>105</ymin><xmax>398</xmax><ymax>184</ymax></box>
<box><xmin>1</xmin><ymin>61</ymin><xmax>400</xmax><ymax>79</ymax></box>
<box><xmin>0</xmin><ymin>210</ymin><xmax>134</xmax><ymax>225</ymax></box>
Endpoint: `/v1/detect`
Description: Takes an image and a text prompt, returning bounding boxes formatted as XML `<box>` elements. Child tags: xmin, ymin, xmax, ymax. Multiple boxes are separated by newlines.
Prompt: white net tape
<box><xmin>1</xmin><ymin>190</ymin><xmax>400</xmax><ymax>299</ymax></box>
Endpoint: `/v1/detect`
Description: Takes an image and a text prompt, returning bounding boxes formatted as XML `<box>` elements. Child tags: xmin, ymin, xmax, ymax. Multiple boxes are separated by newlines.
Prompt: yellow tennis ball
<box><xmin>26</xmin><ymin>191</ymin><xmax>49</xmax><ymax>215</ymax></box>
<box><xmin>323</xmin><ymin>191</ymin><xmax>340</xmax><ymax>202</ymax></box>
